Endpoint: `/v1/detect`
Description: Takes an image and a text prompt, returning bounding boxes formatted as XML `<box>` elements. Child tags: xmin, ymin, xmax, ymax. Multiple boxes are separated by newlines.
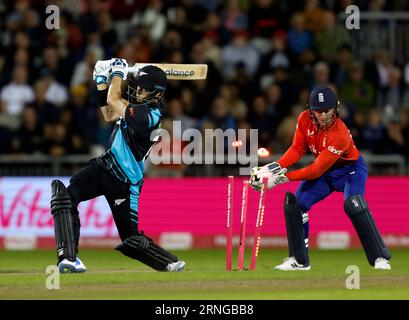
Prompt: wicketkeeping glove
<box><xmin>250</xmin><ymin>161</ymin><xmax>289</xmax><ymax>191</ymax></box>
<box><xmin>93</xmin><ymin>60</ymin><xmax>112</xmax><ymax>85</ymax></box>
<box><xmin>110</xmin><ymin>58</ymin><xmax>128</xmax><ymax>80</ymax></box>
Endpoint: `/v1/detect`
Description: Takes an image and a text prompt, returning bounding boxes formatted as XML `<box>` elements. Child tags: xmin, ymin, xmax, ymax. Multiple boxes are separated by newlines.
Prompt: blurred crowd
<box><xmin>0</xmin><ymin>0</ymin><xmax>408</xmax><ymax>162</ymax></box>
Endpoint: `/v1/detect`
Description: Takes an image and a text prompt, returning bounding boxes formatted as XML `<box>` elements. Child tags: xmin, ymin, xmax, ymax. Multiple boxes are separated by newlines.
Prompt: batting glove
<box><xmin>110</xmin><ymin>58</ymin><xmax>128</xmax><ymax>80</ymax></box>
<box><xmin>93</xmin><ymin>60</ymin><xmax>112</xmax><ymax>85</ymax></box>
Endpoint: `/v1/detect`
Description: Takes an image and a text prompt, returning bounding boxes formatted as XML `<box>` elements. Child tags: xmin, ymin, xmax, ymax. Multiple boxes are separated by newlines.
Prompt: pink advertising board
<box><xmin>0</xmin><ymin>177</ymin><xmax>408</xmax><ymax>249</ymax></box>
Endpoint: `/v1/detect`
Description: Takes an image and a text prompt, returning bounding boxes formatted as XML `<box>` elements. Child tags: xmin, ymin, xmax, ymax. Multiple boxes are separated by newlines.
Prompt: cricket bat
<box><xmin>127</xmin><ymin>63</ymin><xmax>208</xmax><ymax>80</ymax></box>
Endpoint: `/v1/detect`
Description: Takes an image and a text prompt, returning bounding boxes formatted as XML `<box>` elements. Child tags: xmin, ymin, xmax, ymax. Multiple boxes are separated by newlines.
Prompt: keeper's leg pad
<box><xmin>344</xmin><ymin>194</ymin><xmax>391</xmax><ymax>265</ymax></box>
<box><xmin>284</xmin><ymin>192</ymin><xmax>310</xmax><ymax>265</ymax></box>
<box><xmin>51</xmin><ymin>180</ymin><xmax>76</xmax><ymax>262</ymax></box>
<box><xmin>115</xmin><ymin>234</ymin><xmax>178</xmax><ymax>271</ymax></box>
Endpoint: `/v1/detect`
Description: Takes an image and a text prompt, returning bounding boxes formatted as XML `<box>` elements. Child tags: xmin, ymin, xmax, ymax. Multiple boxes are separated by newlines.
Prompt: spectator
<box><xmin>221</xmin><ymin>0</ymin><xmax>248</xmax><ymax>39</ymax></box>
<box><xmin>131</xmin><ymin>0</ymin><xmax>166</xmax><ymax>44</ymax></box>
<box><xmin>249</xmin><ymin>95</ymin><xmax>276</xmax><ymax>147</ymax></box>
<box><xmin>330</xmin><ymin>44</ymin><xmax>353</xmax><ymax>86</ymax></box>
<box><xmin>218</xmin><ymin>83</ymin><xmax>248</xmax><ymax>122</ymax></box>
<box><xmin>0</xmin><ymin>101</ymin><xmax>14</xmax><ymax>153</ymax></box>
<box><xmin>258</xmin><ymin>30</ymin><xmax>290</xmax><ymax>76</ymax></box>
<box><xmin>274</xmin><ymin>105</ymin><xmax>304</xmax><ymax>153</ymax></box>
<box><xmin>200</xmin><ymin>35</ymin><xmax>222</xmax><ymax>72</ymax></box>
<box><xmin>13</xmin><ymin>107</ymin><xmax>43</xmax><ymax>154</ymax></box>
<box><xmin>202</xmin><ymin>11</ymin><xmax>223</xmax><ymax>45</ymax></box>
<box><xmin>264</xmin><ymin>83</ymin><xmax>285</xmax><ymax>120</ymax></box>
<box><xmin>31</xmin><ymin>79</ymin><xmax>60</xmax><ymax>126</ymax></box>
<box><xmin>40</xmin><ymin>70</ymin><xmax>69</xmax><ymax>108</ymax></box>
<box><xmin>272</xmin><ymin>66</ymin><xmax>299</xmax><ymax>109</ymax></box>
<box><xmin>167</xmin><ymin>98</ymin><xmax>196</xmax><ymax>135</ymax></box>
<box><xmin>303</xmin><ymin>0</ymin><xmax>326</xmax><ymax>33</ymax></box>
<box><xmin>46</xmin><ymin>122</ymin><xmax>71</xmax><ymax>156</ymax></box>
<box><xmin>361</xmin><ymin>109</ymin><xmax>387</xmax><ymax>154</ymax></box>
<box><xmin>366</xmin><ymin>49</ymin><xmax>394</xmax><ymax>92</ymax></box>
<box><xmin>314</xmin><ymin>11</ymin><xmax>351</xmax><ymax>62</ymax></box>
<box><xmin>71</xmin><ymin>45</ymin><xmax>103</xmax><ymax>87</ymax></box>
<box><xmin>221</xmin><ymin>29</ymin><xmax>260</xmax><ymax>79</ymax></box>
<box><xmin>0</xmin><ymin>66</ymin><xmax>34</xmax><ymax>117</ymax></box>
<box><xmin>199</xmin><ymin>97</ymin><xmax>236</xmax><ymax>132</ymax></box>
<box><xmin>379</xmin><ymin>66</ymin><xmax>403</xmax><ymax>121</ymax></box>
<box><xmin>37</xmin><ymin>46</ymin><xmax>73</xmax><ymax>86</ymax></box>
<box><xmin>403</xmin><ymin>62</ymin><xmax>409</xmax><ymax>108</ymax></box>
<box><xmin>248</xmin><ymin>0</ymin><xmax>283</xmax><ymax>38</ymax></box>
<box><xmin>153</xmin><ymin>29</ymin><xmax>183</xmax><ymax>62</ymax></box>
<box><xmin>98</xmin><ymin>9</ymin><xmax>118</xmax><ymax>52</ymax></box>
<box><xmin>339</xmin><ymin>62</ymin><xmax>375</xmax><ymax>116</ymax></box>
<box><xmin>68</xmin><ymin>85</ymin><xmax>98</xmax><ymax>146</ymax></box>
<box><xmin>0</xmin><ymin>55</ymin><xmax>8</xmax><ymax>87</ymax></box>
<box><xmin>22</xmin><ymin>9</ymin><xmax>43</xmax><ymax>55</ymax></box>
<box><xmin>384</xmin><ymin>116</ymin><xmax>406</xmax><ymax>155</ymax></box>
<box><xmin>312</xmin><ymin>61</ymin><xmax>333</xmax><ymax>89</ymax></box>
<box><xmin>287</xmin><ymin>13</ymin><xmax>313</xmax><ymax>55</ymax></box>
<box><xmin>231</xmin><ymin>62</ymin><xmax>259</xmax><ymax>106</ymax></box>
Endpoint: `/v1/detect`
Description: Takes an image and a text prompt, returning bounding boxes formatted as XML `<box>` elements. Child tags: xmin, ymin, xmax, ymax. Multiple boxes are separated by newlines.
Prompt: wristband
<box><xmin>97</xmin><ymin>88</ymin><xmax>108</xmax><ymax>108</ymax></box>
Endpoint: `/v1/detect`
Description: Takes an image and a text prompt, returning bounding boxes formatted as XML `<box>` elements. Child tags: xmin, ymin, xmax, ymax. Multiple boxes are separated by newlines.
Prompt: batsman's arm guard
<box><xmin>51</xmin><ymin>180</ymin><xmax>76</xmax><ymax>262</ymax></box>
<box><xmin>115</xmin><ymin>233</ymin><xmax>178</xmax><ymax>271</ymax></box>
<box><xmin>344</xmin><ymin>194</ymin><xmax>391</xmax><ymax>265</ymax></box>
<box><xmin>284</xmin><ymin>192</ymin><xmax>309</xmax><ymax>265</ymax></box>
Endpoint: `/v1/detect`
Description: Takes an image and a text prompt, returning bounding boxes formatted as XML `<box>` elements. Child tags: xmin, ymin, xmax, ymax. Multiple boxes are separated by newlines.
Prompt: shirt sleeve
<box><xmin>277</xmin><ymin>114</ymin><xmax>308</xmax><ymax>168</ymax></box>
<box><xmin>286</xmin><ymin>128</ymin><xmax>351</xmax><ymax>181</ymax></box>
<box><xmin>125</xmin><ymin>105</ymin><xmax>162</xmax><ymax>130</ymax></box>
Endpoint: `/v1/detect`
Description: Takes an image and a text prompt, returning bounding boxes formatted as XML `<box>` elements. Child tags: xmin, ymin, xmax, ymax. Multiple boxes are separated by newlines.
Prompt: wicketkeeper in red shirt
<box><xmin>250</xmin><ymin>86</ymin><xmax>391</xmax><ymax>270</ymax></box>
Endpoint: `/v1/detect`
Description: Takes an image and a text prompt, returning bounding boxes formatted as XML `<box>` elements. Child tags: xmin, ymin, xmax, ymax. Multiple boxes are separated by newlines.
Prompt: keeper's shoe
<box><xmin>166</xmin><ymin>260</ymin><xmax>186</xmax><ymax>272</ymax></box>
<box><xmin>374</xmin><ymin>257</ymin><xmax>391</xmax><ymax>270</ymax></box>
<box><xmin>58</xmin><ymin>257</ymin><xmax>87</xmax><ymax>273</ymax></box>
<box><xmin>275</xmin><ymin>257</ymin><xmax>311</xmax><ymax>271</ymax></box>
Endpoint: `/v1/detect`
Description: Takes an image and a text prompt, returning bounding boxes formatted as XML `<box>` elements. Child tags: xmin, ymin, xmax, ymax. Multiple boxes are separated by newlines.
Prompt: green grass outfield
<box><xmin>0</xmin><ymin>248</ymin><xmax>408</xmax><ymax>300</ymax></box>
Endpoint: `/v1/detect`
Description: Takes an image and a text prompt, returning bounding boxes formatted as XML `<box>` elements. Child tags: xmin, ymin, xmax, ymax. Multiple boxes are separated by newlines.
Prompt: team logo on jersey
<box><xmin>307</xmin><ymin>129</ymin><xmax>314</xmax><ymax>137</ymax></box>
<box><xmin>318</xmin><ymin>92</ymin><xmax>324</xmax><ymax>102</ymax></box>
<box><xmin>322</xmin><ymin>135</ymin><xmax>327</xmax><ymax>147</ymax></box>
<box><xmin>129</xmin><ymin>107</ymin><xmax>135</xmax><ymax>117</ymax></box>
<box><xmin>309</xmin><ymin>145</ymin><xmax>317</xmax><ymax>154</ymax></box>
<box><xmin>328</xmin><ymin>145</ymin><xmax>342</xmax><ymax>155</ymax></box>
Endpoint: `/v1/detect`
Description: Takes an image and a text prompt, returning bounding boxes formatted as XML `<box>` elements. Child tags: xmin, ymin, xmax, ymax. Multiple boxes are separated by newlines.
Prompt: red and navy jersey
<box><xmin>277</xmin><ymin>110</ymin><xmax>360</xmax><ymax>181</ymax></box>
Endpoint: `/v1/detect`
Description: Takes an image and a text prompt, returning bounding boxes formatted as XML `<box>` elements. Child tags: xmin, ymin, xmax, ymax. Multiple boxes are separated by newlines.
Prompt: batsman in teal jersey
<box><xmin>50</xmin><ymin>58</ymin><xmax>186</xmax><ymax>273</ymax></box>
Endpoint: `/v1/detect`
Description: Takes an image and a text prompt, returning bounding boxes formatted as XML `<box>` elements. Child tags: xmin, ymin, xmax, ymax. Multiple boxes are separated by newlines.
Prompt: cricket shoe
<box><xmin>374</xmin><ymin>258</ymin><xmax>391</xmax><ymax>270</ymax></box>
<box><xmin>275</xmin><ymin>257</ymin><xmax>311</xmax><ymax>271</ymax></box>
<box><xmin>166</xmin><ymin>260</ymin><xmax>186</xmax><ymax>272</ymax></box>
<box><xmin>58</xmin><ymin>257</ymin><xmax>87</xmax><ymax>273</ymax></box>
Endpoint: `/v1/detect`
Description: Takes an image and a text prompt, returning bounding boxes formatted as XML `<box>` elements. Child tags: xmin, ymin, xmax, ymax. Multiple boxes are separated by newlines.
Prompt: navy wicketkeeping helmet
<box><xmin>308</xmin><ymin>86</ymin><xmax>338</xmax><ymax>110</ymax></box>
<box><xmin>307</xmin><ymin>86</ymin><xmax>340</xmax><ymax>127</ymax></box>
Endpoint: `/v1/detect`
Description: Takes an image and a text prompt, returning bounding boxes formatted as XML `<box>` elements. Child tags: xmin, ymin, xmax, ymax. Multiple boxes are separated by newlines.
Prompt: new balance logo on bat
<box><xmin>165</xmin><ymin>69</ymin><xmax>195</xmax><ymax>77</ymax></box>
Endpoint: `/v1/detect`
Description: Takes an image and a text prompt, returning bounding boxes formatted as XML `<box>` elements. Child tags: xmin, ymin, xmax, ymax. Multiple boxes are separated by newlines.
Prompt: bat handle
<box><xmin>127</xmin><ymin>64</ymin><xmax>146</xmax><ymax>74</ymax></box>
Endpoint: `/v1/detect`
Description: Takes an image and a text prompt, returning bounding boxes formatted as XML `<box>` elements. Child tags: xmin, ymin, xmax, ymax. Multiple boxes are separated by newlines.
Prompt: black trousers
<box><xmin>67</xmin><ymin>159</ymin><xmax>141</xmax><ymax>242</ymax></box>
